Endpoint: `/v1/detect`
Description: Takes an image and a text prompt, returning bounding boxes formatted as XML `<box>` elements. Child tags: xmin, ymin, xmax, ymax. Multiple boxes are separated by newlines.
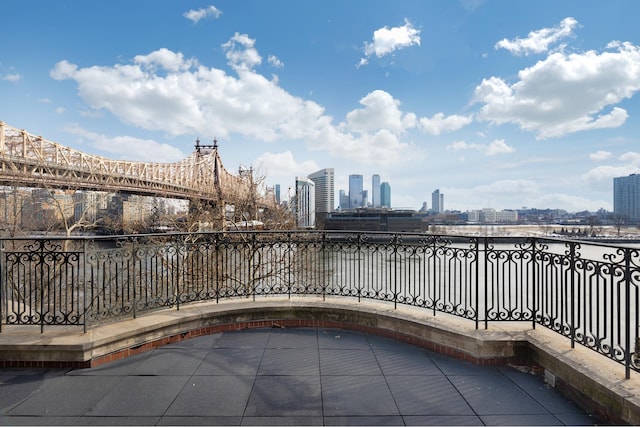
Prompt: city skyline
<box><xmin>2</xmin><ymin>1</ymin><xmax>640</xmax><ymax>212</ymax></box>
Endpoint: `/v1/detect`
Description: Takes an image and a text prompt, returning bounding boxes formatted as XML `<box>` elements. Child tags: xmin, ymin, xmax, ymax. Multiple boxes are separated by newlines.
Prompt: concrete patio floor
<box><xmin>0</xmin><ymin>326</ymin><xmax>603</xmax><ymax>426</ymax></box>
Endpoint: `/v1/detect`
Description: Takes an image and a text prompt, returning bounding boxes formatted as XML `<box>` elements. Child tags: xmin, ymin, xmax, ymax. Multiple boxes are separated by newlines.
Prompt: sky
<box><xmin>2</xmin><ymin>0</ymin><xmax>640</xmax><ymax>213</ymax></box>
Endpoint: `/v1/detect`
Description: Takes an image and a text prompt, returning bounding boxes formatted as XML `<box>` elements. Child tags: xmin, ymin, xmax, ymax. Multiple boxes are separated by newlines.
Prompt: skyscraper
<box><xmin>380</xmin><ymin>182</ymin><xmax>391</xmax><ymax>208</ymax></box>
<box><xmin>614</xmin><ymin>173</ymin><xmax>640</xmax><ymax>221</ymax></box>
<box><xmin>308</xmin><ymin>168</ymin><xmax>335</xmax><ymax>214</ymax></box>
<box><xmin>349</xmin><ymin>174</ymin><xmax>364</xmax><ymax>209</ymax></box>
<box><xmin>295</xmin><ymin>177</ymin><xmax>315</xmax><ymax>228</ymax></box>
<box><xmin>339</xmin><ymin>190</ymin><xmax>349</xmax><ymax>210</ymax></box>
<box><xmin>372</xmin><ymin>174</ymin><xmax>381</xmax><ymax>207</ymax></box>
<box><xmin>432</xmin><ymin>189</ymin><xmax>444</xmax><ymax>213</ymax></box>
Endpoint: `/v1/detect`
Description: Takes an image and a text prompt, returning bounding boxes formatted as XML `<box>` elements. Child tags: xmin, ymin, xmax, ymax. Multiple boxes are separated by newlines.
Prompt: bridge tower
<box><xmin>0</xmin><ymin>121</ymin><xmax>275</xmax><ymax>231</ymax></box>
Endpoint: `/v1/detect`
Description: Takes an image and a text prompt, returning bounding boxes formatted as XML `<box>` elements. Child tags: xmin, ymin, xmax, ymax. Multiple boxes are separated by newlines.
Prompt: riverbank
<box><xmin>434</xmin><ymin>224</ymin><xmax>640</xmax><ymax>242</ymax></box>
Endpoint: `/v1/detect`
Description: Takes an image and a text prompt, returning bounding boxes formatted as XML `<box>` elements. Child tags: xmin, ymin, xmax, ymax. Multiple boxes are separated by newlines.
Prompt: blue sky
<box><xmin>2</xmin><ymin>0</ymin><xmax>640</xmax><ymax>212</ymax></box>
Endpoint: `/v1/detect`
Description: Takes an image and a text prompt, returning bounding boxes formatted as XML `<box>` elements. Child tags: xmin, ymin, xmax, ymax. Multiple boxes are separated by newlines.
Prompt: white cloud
<box><xmin>2</xmin><ymin>73</ymin><xmax>21</xmax><ymax>82</ymax></box>
<box><xmin>445</xmin><ymin>179</ymin><xmax>539</xmax><ymax>210</ymax></box>
<box><xmin>342</xmin><ymin>90</ymin><xmax>472</xmax><ymax>139</ymax></box>
<box><xmin>475</xmin><ymin>179</ymin><xmax>540</xmax><ymax>195</ymax></box>
<box><xmin>50</xmin><ymin>43</ymin><xmax>423</xmax><ymax>166</ymax></box>
<box><xmin>222</xmin><ymin>33</ymin><xmax>262</xmax><ymax>72</ymax></box>
<box><xmin>620</xmin><ymin>151</ymin><xmax>640</xmax><ymax>166</ymax></box>
<box><xmin>495</xmin><ymin>17</ymin><xmax>578</xmax><ymax>56</ymax></box>
<box><xmin>183</xmin><ymin>5</ymin><xmax>222</xmax><ymax>23</ymax></box>
<box><xmin>63</xmin><ymin>124</ymin><xmax>184</xmax><ymax>162</ymax></box>
<box><xmin>446</xmin><ymin>139</ymin><xmax>514</xmax><ymax>156</ymax></box>
<box><xmin>344</xmin><ymin>90</ymin><xmax>416</xmax><ymax>135</ymax></box>
<box><xmin>583</xmin><ymin>165</ymin><xmax>638</xmax><ymax>192</ymax></box>
<box><xmin>447</xmin><ymin>140</ymin><xmax>477</xmax><ymax>152</ymax></box>
<box><xmin>134</xmin><ymin>48</ymin><xmax>196</xmax><ymax>72</ymax></box>
<box><xmin>474</xmin><ymin>41</ymin><xmax>640</xmax><ymax>138</ymax></box>
<box><xmin>49</xmin><ymin>60</ymin><xmax>78</xmax><ymax>79</ymax></box>
<box><xmin>268</xmin><ymin>55</ymin><xmax>284</xmax><ymax>69</ymax></box>
<box><xmin>311</xmin><ymin>125</ymin><xmax>415</xmax><ymax>166</ymax></box>
<box><xmin>254</xmin><ymin>151</ymin><xmax>319</xmax><ymax>185</ymax></box>
<box><xmin>358</xmin><ymin>19</ymin><xmax>420</xmax><ymax>66</ymax></box>
<box><xmin>49</xmin><ymin>43</ymin><xmax>325</xmax><ymax>142</ymax></box>
<box><xmin>485</xmin><ymin>139</ymin><xmax>515</xmax><ymax>155</ymax></box>
<box><xmin>447</xmin><ymin>179</ymin><xmax>609</xmax><ymax>211</ymax></box>
<box><xmin>532</xmin><ymin>193</ymin><xmax>609</xmax><ymax>212</ymax></box>
<box><xmin>589</xmin><ymin>150</ymin><xmax>612</xmax><ymax>161</ymax></box>
<box><xmin>583</xmin><ymin>152</ymin><xmax>640</xmax><ymax>192</ymax></box>
<box><xmin>418</xmin><ymin>112</ymin><xmax>473</xmax><ymax>135</ymax></box>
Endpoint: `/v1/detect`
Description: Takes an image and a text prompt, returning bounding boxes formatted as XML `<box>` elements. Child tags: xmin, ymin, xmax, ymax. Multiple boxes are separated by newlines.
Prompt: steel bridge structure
<box><xmin>0</xmin><ymin>121</ymin><xmax>267</xmax><ymax>205</ymax></box>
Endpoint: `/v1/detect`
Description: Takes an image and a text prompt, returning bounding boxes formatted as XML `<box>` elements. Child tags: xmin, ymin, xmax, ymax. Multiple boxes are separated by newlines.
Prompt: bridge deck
<box><xmin>0</xmin><ymin>121</ymin><xmax>274</xmax><ymax>206</ymax></box>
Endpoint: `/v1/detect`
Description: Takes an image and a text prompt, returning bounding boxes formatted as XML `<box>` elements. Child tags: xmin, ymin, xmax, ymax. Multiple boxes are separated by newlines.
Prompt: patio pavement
<box><xmin>0</xmin><ymin>326</ymin><xmax>603</xmax><ymax>426</ymax></box>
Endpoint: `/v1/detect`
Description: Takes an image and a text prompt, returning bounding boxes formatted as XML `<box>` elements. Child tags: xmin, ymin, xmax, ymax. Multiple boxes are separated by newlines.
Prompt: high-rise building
<box><xmin>339</xmin><ymin>190</ymin><xmax>349</xmax><ymax>210</ymax></box>
<box><xmin>380</xmin><ymin>182</ymin><xmax>391</xmax><ymax>208</ymax></box>
<box><xmin>349</xmin><ymin>174</ymin><xmax>364</xmax><ymax>209</ymax></box>
<box><xmin>275</xmin><ymin>184</ymin><xmax>281</xmax><ymax>204</ymax></box>
<box><xmin>308</xmin><ymin>168</ymin><xmax>335</xmax><ymax>214</ymax></box>
<box><xmin>372</xmin><ymin>174</ymin><xmax>381</xmax><ymax>207</ymax></box>
<box><xmin>295</xmin><ymin>177</ymin><xmax>315</xmax><ymax>228</ymax></box>
<box><xmin>614</xmin><ymin>173</ymin><xmax>640</xmax><ymax>222</ymax></box>
<box><xmin>432</xmin><ymin>189</ymin><xmax>444</xmax><ymax>213</ymax></box>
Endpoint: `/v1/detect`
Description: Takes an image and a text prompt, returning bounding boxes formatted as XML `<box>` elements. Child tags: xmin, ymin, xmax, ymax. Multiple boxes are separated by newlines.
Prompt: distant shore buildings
<box><xmin>284</xmin><ymin>171</ymin><xmax>640</xmax><ymax>232</ymax></box>
<box><xmin>432</xmin><ymin>189</ymin><xmax>444</xmax><ymax>213</ymax></box>
<box><xmin>294</xmin><ymin>176</ymin><xmax>315</xmax><ymax>228</ymax></box>
<box><xmin>324</xmin><ymin>208</ymin><xmax>428</xmax><ymax>233</ymax></box>
<box><xmin>290</xmin><ymin>170</ymin><xmax>395</xmax><ymax>230</ymax></box>
<box><xmin>308</xmin><ymin>168</ymin><xmax>334</xmax><ymax>227</ymax></box>
<box><xmin>614</xmin><ymin>173</ymin><xmax>640</xmax><ymax>222</ymax></box>
<box><xmin>467</xmin><ymin>208</ymin><xmax>518</xmax><ymax>223</ymax></box>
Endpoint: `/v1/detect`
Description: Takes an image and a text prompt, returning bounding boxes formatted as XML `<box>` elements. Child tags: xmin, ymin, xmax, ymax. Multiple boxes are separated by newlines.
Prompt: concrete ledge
<box><xmin>524</xmin><ymin>327</ymin><xmax>640</xmax><ymax>425</ymax></box>
<box><xmin>1</xmin><ymin>296</ymin><xmax>639</xmax><ymax>424</ymax></box>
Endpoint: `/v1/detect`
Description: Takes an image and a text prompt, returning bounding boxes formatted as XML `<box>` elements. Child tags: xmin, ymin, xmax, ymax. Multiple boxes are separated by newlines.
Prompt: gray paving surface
<box><xmin>0</xmin><ymin>327</ymin><xmax>603</xmax><ymax>425</ymax></box>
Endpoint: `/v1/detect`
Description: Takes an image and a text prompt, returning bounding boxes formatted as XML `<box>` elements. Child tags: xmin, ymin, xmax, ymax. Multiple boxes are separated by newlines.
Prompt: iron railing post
<box><xmin>250</xmin><ymin>232</ymin><xmax>256</xmax><ymax>301</ymax></box>
<box><xmin>322</xmin><ymin>232</ymin><xmax>326</xmax><ymax>302</ymax></box>
<box><xmin>288</xmin><ymin>232</ymin><xmax>293</xmax><ymax>300</ymax></box>
<box><xmin>39</xmin><ymin>241</ymin><xmax>45</xmax><ymax>334</ymax></box>
<box><xmin>175</xmin><ymin>238</ymin><xmax>181</xmax><ymax>311</ymax></box>
<box><xmin>431</xmin><ymin>237</ymin><xmax>437</xmax><ymax>317</ymax></box>
<box><xmin>357</xmin><ymin>233</ymin><xmax>362</xmax><ymax>303</ymax></box>
<box><xmin>532</xmin><ymin>238</ymin><xmax>537</xmax><ymax>330</ymax></box>
<box><xmin>625</xmin><ymin>247</ymin><xmax>632</xmax><ymax>379</ymax></box>
<box><xmin>393</xmin><ymin>234</ymin><xmax>399</xmax><ymax>310</ymax></box>
<box><xmin>483</xmin><ymin>237</ymin><xmax>489</xmax><ymax>330</ymax></box>
<box><xmin>474</xmin><ymin>238</ymin><xmax>479</xmax><ymax>330</ymax></box>
<box><xmin>569</xmin><ymin>241</ymin><xmax>576</xmax><ymax>349</ymax></box>
<box><xmin>132</xmin><ymin>238</ymin><xmax>138</xmax><ymax>318</ymax></box>
<box><xmin>215</xmin><ymin>233</ymin><xmax>220</xmax><ymax>304</ymax></box>
<box><xmin>82</xmin><ymin>239</ymin><xmax>87</xmax><ymax>333</ymax></box>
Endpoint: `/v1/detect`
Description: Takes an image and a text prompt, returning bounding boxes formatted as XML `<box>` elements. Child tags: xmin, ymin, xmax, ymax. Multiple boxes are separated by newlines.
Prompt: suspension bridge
<box><xmin>0</xmin><ymin>121</ymin><xmax>273</xmax><ymax>206</ymax></box>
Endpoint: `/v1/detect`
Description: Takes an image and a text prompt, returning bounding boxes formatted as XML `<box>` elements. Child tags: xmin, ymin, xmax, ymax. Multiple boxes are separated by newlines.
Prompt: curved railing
<box><xmin>1</xmin><ymin>231</ymin><xmax>639</xmax><ymax>377</ymax></box>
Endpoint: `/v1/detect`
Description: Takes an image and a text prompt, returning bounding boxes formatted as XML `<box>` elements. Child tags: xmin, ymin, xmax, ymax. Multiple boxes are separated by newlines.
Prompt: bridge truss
<box><xmin>0</xmin><ymin>121</ymin><xmax>268</xmax><ymax>207</ymax></box>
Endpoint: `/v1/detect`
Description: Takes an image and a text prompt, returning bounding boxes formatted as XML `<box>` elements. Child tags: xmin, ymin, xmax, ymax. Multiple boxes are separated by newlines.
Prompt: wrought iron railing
<box><xmin>1</xmin><ymin>231</ymin><xmax>639</xmax><ymax>377</ymax></box>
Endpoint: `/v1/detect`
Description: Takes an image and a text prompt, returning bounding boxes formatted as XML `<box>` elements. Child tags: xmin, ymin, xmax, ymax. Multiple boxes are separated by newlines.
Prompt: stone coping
<box><xmin>0</xmin><ymin>296</ymin><xmax>639</xmax><ymax>424</ymax></box>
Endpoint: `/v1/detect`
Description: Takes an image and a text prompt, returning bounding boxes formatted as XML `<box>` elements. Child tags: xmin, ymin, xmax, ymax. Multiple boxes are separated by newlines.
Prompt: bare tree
<box><xmin>587</xmin><ymin>215</ymin><xmax>602</xmax><ymax>237</ymax></box>
<box><xmin>0</xmin><ymin>186</ymin><xmax>35</xmax><ymax>238</ymax></box>
<box><xmin>610</xmin><ymin>213</ymin><xmax>628</xmax><ymax>237</ymax></box>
